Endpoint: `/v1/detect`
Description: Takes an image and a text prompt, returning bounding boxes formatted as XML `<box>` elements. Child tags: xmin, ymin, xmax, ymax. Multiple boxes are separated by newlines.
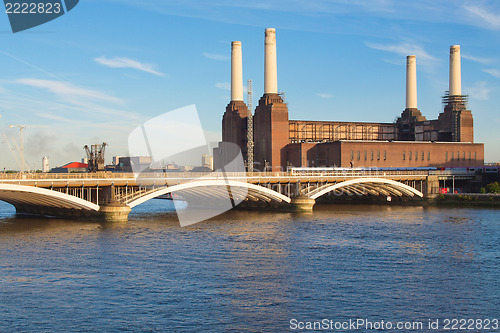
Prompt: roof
<box><xmin>62</xmin><ymin>162</ymin><xmax>88</xmax><ymax>169</ymax></box>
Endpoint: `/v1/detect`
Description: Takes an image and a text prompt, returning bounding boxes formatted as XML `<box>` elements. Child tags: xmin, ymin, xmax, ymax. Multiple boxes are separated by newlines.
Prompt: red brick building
<box><xmin>219</xmin><ymin>30</ymin><xmax>484</xmax><ymax>171</ymax></box>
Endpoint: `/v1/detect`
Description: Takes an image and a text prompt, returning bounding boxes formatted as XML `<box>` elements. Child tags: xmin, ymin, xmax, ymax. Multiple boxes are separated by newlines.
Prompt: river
<box><xmin>0</xmin><ymin>200</ymin><xmax>499</xmax><ymax>332</ymax></box>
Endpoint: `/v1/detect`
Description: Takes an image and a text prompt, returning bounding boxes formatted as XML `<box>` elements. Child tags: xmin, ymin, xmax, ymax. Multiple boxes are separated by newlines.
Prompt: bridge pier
<box><xmin>290</xmin><ymin>196</ymin><xmax>316</xmax><ymax>211</ymax></box>
<box><xmin>98</xmin><ymin>203</ymin><xmax>132</xmax><ymax>222</ymax></box>
<box><xmin>424</xmin><ymin>175</ymin><xmax>440</xmax><ymax>199</ymax></box>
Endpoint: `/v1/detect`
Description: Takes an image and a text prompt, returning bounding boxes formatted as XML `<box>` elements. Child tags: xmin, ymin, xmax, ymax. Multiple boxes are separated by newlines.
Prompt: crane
<box><xmin>2</xmin><ymin>132</ymin><xmax>22</xmax><ymax>170</ymax></box>
<box><xmin>84</xmin><ymin>142</ymin><xmax>107</xmax><ymax>172</ymax></box>
<box><xmin>8</xmin><ymin>124</ymin><xmax>48</xmax><ymax>173</ymax></box>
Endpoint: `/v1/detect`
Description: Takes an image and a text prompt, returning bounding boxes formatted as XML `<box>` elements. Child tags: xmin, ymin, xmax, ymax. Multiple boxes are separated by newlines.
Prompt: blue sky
<box><xmin>0</xmin><ymin>0</ymin><xmax>499</xmax><ymax>170</ymax></box>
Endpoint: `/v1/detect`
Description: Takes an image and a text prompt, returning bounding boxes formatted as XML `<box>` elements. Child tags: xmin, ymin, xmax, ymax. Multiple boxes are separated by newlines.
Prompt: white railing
<box><xmin>0</xmin><ymin>170</ymin><xmax>432</xmax><ymax>182</ymax></box>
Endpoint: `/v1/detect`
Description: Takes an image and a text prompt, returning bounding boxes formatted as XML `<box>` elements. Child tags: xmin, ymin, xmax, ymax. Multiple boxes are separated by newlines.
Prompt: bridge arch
<box><xmin>127</xmin><ymin>180</ymin><xmax>291</xmax><ymax>208</ymax></box>
<box><xmin>0</xmin><ymin>184</ymin><xmax>100</xmax><ymax>211</ymax></box>
<box><xmin>308</xmin><ymin>178</ymin><xmax>423</xmax><ymax>200</ymax></box>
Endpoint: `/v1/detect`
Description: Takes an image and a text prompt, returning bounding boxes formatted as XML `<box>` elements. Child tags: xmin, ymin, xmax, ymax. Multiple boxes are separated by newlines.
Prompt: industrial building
<box><xmin>50</xmin><ymin>162</ymin><xmax>88</xmax><ymax>173</ymax></box>
<box><xmin>219</xmin><ymin>29</ymin><xmax>484</xmax><ymax>171</ymax></box>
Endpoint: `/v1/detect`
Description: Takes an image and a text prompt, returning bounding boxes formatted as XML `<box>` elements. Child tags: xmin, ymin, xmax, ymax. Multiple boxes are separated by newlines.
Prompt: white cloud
<box><xmin>36</xmin><ymin>112</ymin><xmax>73</xmax><ymax>123</ymax></box>
<box><xmin>17</xmin><ymin>78</ymin><xmax>124</xmax><ymax>104</ymax></box>
<box><xmin>366</xmin><ymin>42</ymin><xmax>437</xmax><ymax>62</ymax></box>
<box><xmin>381</xmin><ymin>58</ymin><xmax>404</xmax><ymax>66</ymax></box>
<box><xmin>463</xmin><ymin>5</ymin><xmax>500</xmax><ymax>30</ymax></box>
<box><xmin>11</xmin><ymin>78</ymin><xmax>139</xmax><ymax>121</ymax></box>
<box><xmin>466</xmin><ymin>81</ymin><xmax>493</xmax><ymax>101</ymax></box>
<box><xmin>317</xmin><ymin>93</ymin><xmax>333</xmax><ymax>98</ymax></box>
<box><xmin>215</xmin><ymin>82</ymin><xmax>231</xmax><ymax>91</ymax></box>
<box><xmin>203</xmin><ymin>52</ymin><xmax>230</xmax><ymax>61</ymax></box>
<box><xmin>482</xmin><ymin>69</ymin><xmax>500</xmax><ymax>78</ymax></box>
<box><xmin>94</xmin><ymin>56</ymin><xmax>165</xmax><ymax>77</ymax></box>
<box><xmin>462</xmin><ymin>54</ymin><xmax>495</xmax><ymax>65</ymax></box>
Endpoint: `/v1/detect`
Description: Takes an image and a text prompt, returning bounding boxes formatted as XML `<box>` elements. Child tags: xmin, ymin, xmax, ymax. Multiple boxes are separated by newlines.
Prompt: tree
<box><xmin>486</xmin><ymin>182</ymin><xmax>500</xmax><ymax>194</ymax></box>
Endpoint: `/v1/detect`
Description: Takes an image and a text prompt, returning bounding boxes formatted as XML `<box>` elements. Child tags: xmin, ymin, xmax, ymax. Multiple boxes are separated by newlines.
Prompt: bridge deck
<box><xmin>0</xmin><ymin>171</ymin><xmax>433</xmax><ymax>188</ymax></box>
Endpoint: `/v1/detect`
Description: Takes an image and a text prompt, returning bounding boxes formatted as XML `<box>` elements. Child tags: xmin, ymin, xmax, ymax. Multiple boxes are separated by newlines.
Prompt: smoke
<box><xmin>25</xmin><ymin>131</ymin><xmax>58</xmax><ymax>156</ymax></box>
<box><xmin>19</xmin><ymin>130</ymin><xmax>84</xmax><ymax>170</ymax></box>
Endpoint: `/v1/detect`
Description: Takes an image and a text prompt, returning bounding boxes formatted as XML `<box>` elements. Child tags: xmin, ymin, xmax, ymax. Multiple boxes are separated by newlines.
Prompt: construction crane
<box><xmin>84</xmin><ymin>143</ymin><xmax>107</xmax><ymax>172</ymax></box>
<box><xmin>8</xmin><ymin>124</ymin><xmax>48</xmax><ymax>173</ymax></box>
<box><xmin>2</xmin><ymin>132</ymin><xmax>22</xmax><ymax>170</ymax></box>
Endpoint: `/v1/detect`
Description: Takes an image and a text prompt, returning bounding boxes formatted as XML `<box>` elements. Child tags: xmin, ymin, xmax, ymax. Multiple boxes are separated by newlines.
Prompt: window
<box><xmin>384</xmin><ymin>151</ymin><xmax>387</xmax><ymax>160</ymax></box>
<box><xmin>474</xmin><ymin>152</ymin><xmax>477</xmax><ymax>161</ymax></box>
<box><xmin>377</xmin><ymin>151</ymin><xmax>380</xmax><ymax>160</ymax></box>
<box><xmin>451</xmin><ymin>152</ymin><xmax>454</xmax><ymax>160</ymax></box>
<box><xmin>457</xmin><ymin>151</ymin><xmax>460</xmax><ymax>160</ymax></box>
<box><xmin>409</xmin><ymin>151</ymin><xmax>412</xmax><ymax>160</ymax></box>
<box><xmin>364</xmin><ymin>151</ymin><xmax>367</xmax><ymax>160</ymax></box>
<box><xmin>469</xmin><ymin>151</ymin><xmax>471</xmax><ymax>161</ymax></box>
<box><xmin>421</xmin><ymin>151</ymin><xmax>425</xmax><ymax>161</ymax></box>
<box><xmin>403</xmin><ymin>151</ymin><xmax>406</xmax><ymax>160</ymax></box>
<box><xmin>357</xmin><ymin>151</ymin><xmax>360</xmax><ymax>160</ymax></box>
<box><xmin>428</xmin><ymin>152</ymin><xmax>430</xmax><ymax>161</ymax></box>
<box><xmin>351</xmin><ymin>150</ymin><xmax>354</xmax><ymax>161</ymax></box>
<box><xmin>463</xmin><ymin>152</ymin><xmax>465</xmax><ymax>160</ymax></box>
<box><xmin>415</xmin><ymin>151</ymin><xmax>418</xmax><ymax>162</ymax></box>
<box><xmin>371</xmin><ymin>151</ymin><xmax>374</xmax><ymax>160</ymax></box>
<box><xmin>445</xmin><ymin>151</ymin><xmax>448</xmax><ymax>161</ymax></box>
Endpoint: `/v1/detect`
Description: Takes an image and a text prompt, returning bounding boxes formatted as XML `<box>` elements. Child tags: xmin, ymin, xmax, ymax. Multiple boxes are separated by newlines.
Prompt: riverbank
<box><xmin>431</xmin><ymin>193</ymin><xmax>500</xmax><ymax>207</ymax></box>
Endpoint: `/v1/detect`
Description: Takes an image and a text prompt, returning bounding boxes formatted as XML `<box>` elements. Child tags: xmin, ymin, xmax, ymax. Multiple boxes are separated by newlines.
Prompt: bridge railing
<box><xmin>247</xmin><ymin>170</ymin><xmax>431</xmax><ymax>178</ymax></box>
<box><xmin>0</xmin><ymin>172</ymin><xmax>135</xmax><ymax>180</ymax></box>
<box><xmin>0</xmin><ymin>170</ymin><xmax>433</xmax><ymax>182</ymax></box>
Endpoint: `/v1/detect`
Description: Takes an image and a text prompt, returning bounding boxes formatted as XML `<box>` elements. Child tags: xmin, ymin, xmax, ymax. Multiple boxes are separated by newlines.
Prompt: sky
<box><xmin>0</xmin><ymin>0</ymin><xmax>499</xmax><ymax>170</ymax></box>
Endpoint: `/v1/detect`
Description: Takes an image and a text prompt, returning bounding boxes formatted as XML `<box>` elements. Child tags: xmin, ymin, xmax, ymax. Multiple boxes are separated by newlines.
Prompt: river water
<box><xmin>0</xmin><ymin>200</ymin><xmax>499</xmax><ymax>332</ymax></box>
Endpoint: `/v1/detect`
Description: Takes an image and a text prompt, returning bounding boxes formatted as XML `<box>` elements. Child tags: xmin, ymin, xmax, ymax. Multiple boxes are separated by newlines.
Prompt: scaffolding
<box><xmin>442</xmin><ymin>91</ymin><xmax>469</xmax><ymax>107</ymax></box>
<box><xmin>288</xmin><ymin>120</ymin><xmax>397</xmax><ymax>143</ymax></box>
<box><xmin>246</xmin><ymin>79</ymin><xmax>254</xmax><ymax>172</ymax></box>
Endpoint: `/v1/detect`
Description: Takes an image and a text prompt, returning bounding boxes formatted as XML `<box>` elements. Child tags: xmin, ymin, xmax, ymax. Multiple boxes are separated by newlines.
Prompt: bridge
<box><xmin>0</xmin><ymin>170</ymin><xmax>466</xmax><ymax>221</ymax></box>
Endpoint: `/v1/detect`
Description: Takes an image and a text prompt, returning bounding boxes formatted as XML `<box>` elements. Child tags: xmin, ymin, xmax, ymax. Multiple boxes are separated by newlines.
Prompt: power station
<box><xmin>220</xmin><ymin>28</ymin><xmax>484</xmax><ymax>171</ymax></box>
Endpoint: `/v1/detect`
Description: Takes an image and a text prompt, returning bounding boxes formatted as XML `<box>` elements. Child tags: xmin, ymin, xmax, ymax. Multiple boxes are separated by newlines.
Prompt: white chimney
<box><xmin>231</xmin><ymin>41</ymin><xmax>244</xmax><ymax>101</ymax></box>
<box><xmin>264</xmin><ymin>28</ymin><xmax>278</xmax><ymax>94</ymax></box>
<box><xmin>406</xmin><ymin>55</ymin><xmax>417</xmax><ymax>109</ymax></box>
<box><xmin>449</xmin><ymin>45</ymin><xmax>461</xmax><ymax>96</ymax></box>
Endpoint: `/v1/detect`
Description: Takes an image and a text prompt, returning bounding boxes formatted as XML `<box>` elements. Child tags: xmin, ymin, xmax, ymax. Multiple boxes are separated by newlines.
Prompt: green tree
<box><xmin>486</xmin><ymin>182</ymin><xmax>500</xmax><ymax>194</ymax></box>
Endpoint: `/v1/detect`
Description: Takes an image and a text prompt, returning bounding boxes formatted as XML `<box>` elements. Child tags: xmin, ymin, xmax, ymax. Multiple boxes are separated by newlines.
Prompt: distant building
<box><xmin>115</xmin><ymin>156</ymin><xmax>152</xmax><ymax>172</ymax></box>
<box><xmin>51</xmin><ymin>162</ymin><xmax>88</xmax><ymax>173</ymax></box>
<box><xmin>201</xmin><ymin>154</ymin><xmax>213</xmax><ymax>170</ymax></box>
<box><xmin>164</xmin><ymin>164</ymin><xmax>181</xmax><ymax>172</ymax></box>
<box><xmin>42</xmin><ymin>157</ymin><xmax>49</xmax><ymax>173</ymax></box>
<box><xmin>190</xmin><ymin>166</ymin><xmax>212</xmax><ymax>172</ymax></box>
<box><xmin>111</xmin><ymin>156</ymin><xmax>122</xmax><ymax>166</ymax></box>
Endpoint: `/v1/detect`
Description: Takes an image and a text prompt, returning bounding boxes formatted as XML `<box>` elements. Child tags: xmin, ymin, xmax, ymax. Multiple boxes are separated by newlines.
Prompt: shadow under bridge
<box><xmin>305</xmin><ymin>178</ymin><xmax>424</xmax><ymax>200</ymax></box>
<box><xmin>124</xmin><ymin>179</ymin><xmax>292</xmax><ymax>208</ymax></box>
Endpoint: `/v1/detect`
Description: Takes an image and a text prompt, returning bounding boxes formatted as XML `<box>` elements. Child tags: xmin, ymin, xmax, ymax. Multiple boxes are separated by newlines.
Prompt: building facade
<box><xmin>220</xmin><ymin>30</ymin><xmax>484</xmax><ymax>171</ymax></box>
